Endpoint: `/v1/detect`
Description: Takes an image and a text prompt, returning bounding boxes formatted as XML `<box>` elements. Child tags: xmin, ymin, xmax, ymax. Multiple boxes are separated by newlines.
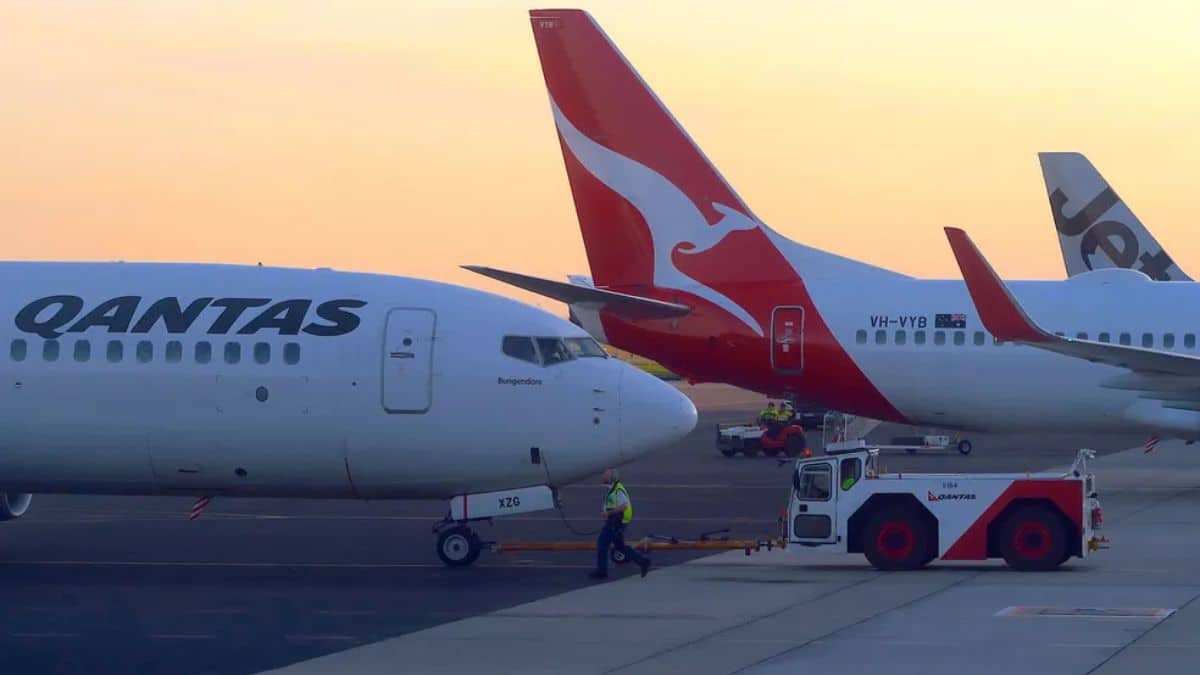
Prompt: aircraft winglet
<box><xmin>943</xmin><ymin>227</ymin><xmax>1049</xmax><ymax>344</ymax></box>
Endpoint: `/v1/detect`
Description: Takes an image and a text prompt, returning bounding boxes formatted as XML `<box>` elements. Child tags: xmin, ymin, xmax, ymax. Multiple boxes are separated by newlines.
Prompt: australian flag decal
<box><xmin>935</xmin><ymin>313</ymin><xmax>967</xmax><ymax>329</ymax></box>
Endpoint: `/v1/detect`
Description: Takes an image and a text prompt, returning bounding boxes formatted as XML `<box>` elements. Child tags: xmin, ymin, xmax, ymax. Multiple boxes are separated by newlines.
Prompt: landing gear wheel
<box><xmin>437</xmin><ymin>526</ymin><xmax>482</xmax><ymax>568</ymax></box>
<box><xmin>957</xmin><ymin>439</ymin><xmax>973</xmax><ymax>455</ymax></box>
<box><xmin>784</xmin><ymin>434</ymin><xmax>807</xmax><ymax>458</ymax></box>
<box><xmin>863</xmin><ymin>510</ymin><xmax>931</xmax><ymax>571</ymax></box>
<box><xmin>999</xmin><ymin>506</ymin><xmax>1067</xmax><ymax>571</ymax></box>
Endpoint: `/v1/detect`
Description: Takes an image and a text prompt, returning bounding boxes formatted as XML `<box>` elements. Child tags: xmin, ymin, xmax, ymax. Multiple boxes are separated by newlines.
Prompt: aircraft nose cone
<box><xmin>619</xmin><ymin>366</ymin><xmax>698</xmax><ymax>460</ymax></box>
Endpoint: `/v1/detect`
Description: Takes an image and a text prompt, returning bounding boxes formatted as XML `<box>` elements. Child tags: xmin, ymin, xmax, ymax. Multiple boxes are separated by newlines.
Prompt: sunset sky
<box><xmin>4</xmin><ymin>1</ymin><xmax>1199</xmax><ymax>313</ymax></box>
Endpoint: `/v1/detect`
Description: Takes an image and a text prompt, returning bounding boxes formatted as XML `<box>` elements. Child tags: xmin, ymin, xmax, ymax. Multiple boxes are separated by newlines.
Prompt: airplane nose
<box><xmin>619</xmin><ymin>365</ymin><xmax>698</xmax><ymax>460</ymax></box>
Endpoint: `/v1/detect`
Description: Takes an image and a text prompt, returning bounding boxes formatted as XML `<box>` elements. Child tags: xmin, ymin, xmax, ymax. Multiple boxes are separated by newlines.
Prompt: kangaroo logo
<box><xmin>550</xmin><ymin>99</ymin><xmax>764</xmax><ymax>335</ymax></box>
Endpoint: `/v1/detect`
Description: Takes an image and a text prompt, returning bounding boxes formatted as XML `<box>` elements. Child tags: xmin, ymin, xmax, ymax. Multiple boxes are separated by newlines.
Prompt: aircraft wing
<box><xmin>463</xmin><ymin>266</ymin><xmax>691</xmax><ymax>320</ymax></box>
<box><xmin>944</xmin><ymin>227</ymin><xmax>1200</xmax><ymax>378</ymax></box>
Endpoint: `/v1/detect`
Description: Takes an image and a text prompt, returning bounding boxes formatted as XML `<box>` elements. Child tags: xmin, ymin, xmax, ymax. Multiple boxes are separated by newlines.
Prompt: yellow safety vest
<box><xmin>605</xmin><ymin>481</ymin><xmax>633</xmax><ymax>524</ymax></box>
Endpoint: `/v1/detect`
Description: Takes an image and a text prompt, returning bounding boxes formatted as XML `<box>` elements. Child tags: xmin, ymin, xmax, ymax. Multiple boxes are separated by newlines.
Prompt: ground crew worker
<box><xmin>759</xmin><ymin>402</ymin><xmax>778</xmax><ymax>424</ymax></box>
<box><xmin>590</xmin><ymin>468</ymin><xmax>651</xmax><ymax>580</ymax></box>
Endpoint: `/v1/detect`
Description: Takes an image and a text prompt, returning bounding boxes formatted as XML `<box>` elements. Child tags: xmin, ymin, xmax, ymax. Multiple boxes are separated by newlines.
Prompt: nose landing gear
<box><xmin>435</xmin><ymin>523</ymin><xmax>483</xmax><ymax>567</ymax></box>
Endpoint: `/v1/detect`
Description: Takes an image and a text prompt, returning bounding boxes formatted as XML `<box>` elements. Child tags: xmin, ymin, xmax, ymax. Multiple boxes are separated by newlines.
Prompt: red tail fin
<box><xmin>530</xmin><ymin>9</ymin><xmax>756</xmax><ymax>290</ymax></box>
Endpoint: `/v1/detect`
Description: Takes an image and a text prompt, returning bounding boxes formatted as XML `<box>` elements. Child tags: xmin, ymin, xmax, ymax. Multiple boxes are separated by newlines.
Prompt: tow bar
<box><xmin>490</xmin><ymin>528</ymin><xmax>786</xmax><ymax>557</ymax></box>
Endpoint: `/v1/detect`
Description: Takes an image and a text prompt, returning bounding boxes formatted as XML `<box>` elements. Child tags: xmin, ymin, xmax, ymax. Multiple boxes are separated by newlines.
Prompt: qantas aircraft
<box><xmin>471</xmin><ymin>8</ymin><xmax>1200</xmax><ymax>445</ymax></box>
<box><xmin>0</xmin><ymin>262</ymin><xmax>697</xmax><ymax>565</ymax></box>
<box><xmin>1040</xmin><ymin>152</ymin><xmax>1190</xmax><ymax>281</ymax></box>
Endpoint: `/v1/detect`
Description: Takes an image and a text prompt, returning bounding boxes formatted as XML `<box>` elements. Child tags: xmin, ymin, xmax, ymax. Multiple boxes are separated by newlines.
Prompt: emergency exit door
<box><xmin>770</xmin><ymin>306</ymin><xmax>805</xmax><ymax>373</ymax></box>
<box><xmin>382</xmin><ymin>308</ymin><xmax>436</xmax><ymax>413</ymax></box>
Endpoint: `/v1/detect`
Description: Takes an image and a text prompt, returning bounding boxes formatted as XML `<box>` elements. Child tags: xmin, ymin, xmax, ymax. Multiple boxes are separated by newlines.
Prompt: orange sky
<box><xmin>4</xmin><ymin>1</ymin><xmax>1199</xmax><ymax>313</ymax></box>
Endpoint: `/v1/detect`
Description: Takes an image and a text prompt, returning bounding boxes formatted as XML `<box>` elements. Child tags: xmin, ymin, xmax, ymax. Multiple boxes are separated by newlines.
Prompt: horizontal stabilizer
<box><xmin>463</xmin><ymin>266</ymin><xmax>690</xmax><ymax>320</ymax></box>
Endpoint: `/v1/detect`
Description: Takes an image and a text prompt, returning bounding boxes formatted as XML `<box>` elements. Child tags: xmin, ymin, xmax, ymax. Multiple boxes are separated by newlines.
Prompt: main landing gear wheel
<box><xmin>437</xmin><ymin>526</ymin><xmax>482</xmax><ymax>568</ymax></box>
<box><xmin>957</xmin><ymin>439</ymin><xmax>973</xmax><ymax>455</ymax></box>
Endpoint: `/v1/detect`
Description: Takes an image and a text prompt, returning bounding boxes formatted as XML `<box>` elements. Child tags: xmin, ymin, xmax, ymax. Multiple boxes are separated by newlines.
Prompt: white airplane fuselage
<box><xmin>0</xmin><ymin>262</ymin><xmax>696</xmax><ymax>500</ymax></box>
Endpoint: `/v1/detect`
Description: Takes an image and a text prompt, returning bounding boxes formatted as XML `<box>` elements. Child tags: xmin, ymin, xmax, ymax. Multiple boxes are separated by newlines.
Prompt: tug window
<box><xmin>794</xmin><ymin>463</ymin><xmax>832</xmax><ymax>501</ymax></box>
<box><xmin>840</xmin><ymin>457</ymin><xmax>862</xmax><ymax>491</ymax></box>
<box><xmin>502</xmin><ymin>336</ymin><xmax>538</xmax><ymax>364</ymax></box>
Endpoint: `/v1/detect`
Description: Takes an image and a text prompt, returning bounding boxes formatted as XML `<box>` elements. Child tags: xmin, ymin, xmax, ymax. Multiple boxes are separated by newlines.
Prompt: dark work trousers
<box><xmin>596</xmin><ymin>517</ymin><xmax>647</xmax><ymax>574</ymax></box>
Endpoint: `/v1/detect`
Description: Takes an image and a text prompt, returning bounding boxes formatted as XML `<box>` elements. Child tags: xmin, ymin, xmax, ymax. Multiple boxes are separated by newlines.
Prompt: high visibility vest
<box><xmin>760</xmin><ymin>409</ymin><xmax>777</xmax><ymax>421</ymax></box>
<box><xmin>605</xmin><ymin>481</ymin><xmax>633</xmax><ymax>524</ymax></box>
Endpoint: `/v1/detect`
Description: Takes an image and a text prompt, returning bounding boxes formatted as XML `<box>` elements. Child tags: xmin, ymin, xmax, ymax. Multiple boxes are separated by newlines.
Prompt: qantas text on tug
<box><xmin>471</xmin><ymin>9</ymin><xmax>1200</xmax><ymax>443</ymax></box>
<box><xmin>0</xmin><ymin>263</ymin><xmax>697</xmax><ymax>564</ymax></box>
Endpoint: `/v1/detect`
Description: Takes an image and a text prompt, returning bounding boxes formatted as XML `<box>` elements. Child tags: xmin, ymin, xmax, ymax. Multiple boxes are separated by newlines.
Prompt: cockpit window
<box><xmin>502</xmin><ymin>336</ymin><xmax>538</xmax><ymax>364</ymax></box>
<box><xmin>536</xmin><ymin>337</ymin><xmax>572</xmax><ymax>366</ymax></box>
<box><xmin>564</xmin><ymin>337</ymin><xmax>607</xmax><ymax>358</ymax></box>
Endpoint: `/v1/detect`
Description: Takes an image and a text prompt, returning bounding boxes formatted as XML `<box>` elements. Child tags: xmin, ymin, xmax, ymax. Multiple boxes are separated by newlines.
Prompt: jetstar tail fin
<box><xmin>1040</xmin><ymin>152</ymin><xmax>1189</xmax><ymax>281</ymax></box>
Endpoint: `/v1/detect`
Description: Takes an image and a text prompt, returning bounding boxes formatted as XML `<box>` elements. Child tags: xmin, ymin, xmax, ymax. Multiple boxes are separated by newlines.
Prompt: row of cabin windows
<box><xmin>856</xmin><ymin>329</ymin><xmax>1199</xmax><ymax>350</ymax></box>
<box><xmin>9</xmin><ymin>339</ymin><xmax>302</xmax><ymax>365</ymax></box>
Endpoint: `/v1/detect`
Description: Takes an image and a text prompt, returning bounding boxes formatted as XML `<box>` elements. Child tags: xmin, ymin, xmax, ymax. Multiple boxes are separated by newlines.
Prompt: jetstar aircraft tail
<box><xmin>1039</xmin><ymin>152</ymin><xmax>1190</xmax><ymax>281</ymax></box>
<box><xmin>527</xmin><ymin>9</ymin><xmax>902</xmax><ymax>339</ymax></box>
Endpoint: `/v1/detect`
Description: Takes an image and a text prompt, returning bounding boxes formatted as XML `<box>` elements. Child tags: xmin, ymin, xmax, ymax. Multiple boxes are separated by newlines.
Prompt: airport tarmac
<box><xmin>0</xmin><ymin>383</ymin><xmax>1165</xmax><ymax>675</ymax></box>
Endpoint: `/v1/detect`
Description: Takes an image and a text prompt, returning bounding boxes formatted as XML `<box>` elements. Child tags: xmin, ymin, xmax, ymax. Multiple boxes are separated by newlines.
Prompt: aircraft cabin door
<box><xmin>382</xmin><ymin>308</ymin><xmax>436</xmax><ymax>413</ymax></box>
<box><xmin>771</xmin><ymin>306</ymin><xmax>805</xmax><ymax>374</ymax></box>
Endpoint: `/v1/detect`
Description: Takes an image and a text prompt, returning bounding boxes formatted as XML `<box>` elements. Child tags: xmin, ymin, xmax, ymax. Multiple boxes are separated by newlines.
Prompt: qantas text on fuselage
<box><xmin>15</xmin><ymin>296</ymin><xmax>366</xmax><ymax>339</ymax></box>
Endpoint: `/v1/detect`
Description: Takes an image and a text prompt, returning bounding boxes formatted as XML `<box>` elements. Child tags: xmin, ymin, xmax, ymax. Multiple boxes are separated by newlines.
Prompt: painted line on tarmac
<box><xmin>0</xmin><ymin>560</ymin><xmax>594</xmax><ymax>570</ymax></box>
<box><xmin>287</xmin><ymin>635</ymin><xmax>358</xmax><ymax>643</ymax></box>
<box><xmin>27</xmin><ymin>514</ymin><xmax>779</xmax><ymax>523</ymax></box>
<box><xmin>150</xmin><ymin>634</ymin><xmax>215</xmax><ymax>640</ymax></box>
